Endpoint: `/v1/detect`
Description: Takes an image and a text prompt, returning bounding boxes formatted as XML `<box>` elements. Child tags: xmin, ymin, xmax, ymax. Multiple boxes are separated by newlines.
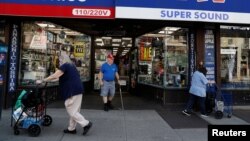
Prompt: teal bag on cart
<box><xmin>14</xmin><ymin>90</ymin><xmax>27</xmax><ymax>110</ymax></box>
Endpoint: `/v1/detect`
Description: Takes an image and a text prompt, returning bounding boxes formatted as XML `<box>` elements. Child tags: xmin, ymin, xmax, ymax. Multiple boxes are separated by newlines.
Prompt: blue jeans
<box><xmin>185</xmin><ymin>94</ymin><xmax>206</xmax><ymax>115</ymax></box>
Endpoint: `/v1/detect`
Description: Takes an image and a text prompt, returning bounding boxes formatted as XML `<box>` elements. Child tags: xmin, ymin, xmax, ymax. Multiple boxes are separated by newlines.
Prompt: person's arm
<box><xmin>98</xmin><ymin>71</ymin><xmax>103</xmax><ymax>86</ymax></box>
<box><xmin>115</xmin><ymin>72</ymin><xmax>120</xmax><ymax>85</ymax></box>
<box><xmin>200</xmin><ymin>73</ymin><xmax>208</xmax><ymax>85</ymax></box>
<box><xmin>44</xmin><ymin>69</ymin><xmax>64</xmax><ymax>82</ymax></box>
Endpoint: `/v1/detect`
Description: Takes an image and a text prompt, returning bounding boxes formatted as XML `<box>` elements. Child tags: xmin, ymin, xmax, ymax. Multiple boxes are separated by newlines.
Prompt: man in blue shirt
<box><xmin>99</xmin><ymin>54</ymin><xmax>120</xmax><ymax>111</ymax></box>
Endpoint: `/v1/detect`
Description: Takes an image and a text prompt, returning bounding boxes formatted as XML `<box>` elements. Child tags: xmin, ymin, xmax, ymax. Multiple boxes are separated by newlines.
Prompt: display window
<box><xmin>137</xmin><ymin>27</ymin><xmax>189</xmax><ymax>88</ymax></box>
<box><xmin>19</xmin><ymin>21</ymin><xmax>91</xmax><ymax>85</ymax></box>
<box><xmin>0</xmin><ymin>20</ymin><xmax>5</xmax><ymax>43</ymax></box>
<box><xmin>220</xmin><ymin>26</ymin><xmax>250</xmax><ymax>88</ymax></box>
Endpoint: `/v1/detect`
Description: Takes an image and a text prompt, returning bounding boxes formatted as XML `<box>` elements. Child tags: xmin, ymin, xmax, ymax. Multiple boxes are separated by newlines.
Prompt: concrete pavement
<box><xmin>0</xmin><ymin>108</ymin><xmax>249</xmax><ymax>141</ymax></box>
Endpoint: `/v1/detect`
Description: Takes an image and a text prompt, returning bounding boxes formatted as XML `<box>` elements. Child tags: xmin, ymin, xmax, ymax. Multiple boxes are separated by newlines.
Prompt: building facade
<box><xmin>1</xmin><ymin>0</ymin><xmax>250</xmax><ymax>115</ymax></box>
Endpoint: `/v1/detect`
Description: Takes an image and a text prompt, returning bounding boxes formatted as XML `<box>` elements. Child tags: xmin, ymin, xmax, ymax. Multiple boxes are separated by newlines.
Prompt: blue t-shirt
<box><xmin>100</xmin><ymin>62</ymin><xmax>118</xmax><ymax>81</ymax></box>
<box><xmin>59</xmin><ymin>63</ymin><xmax>84</xmax><ymax>100</ymax></box>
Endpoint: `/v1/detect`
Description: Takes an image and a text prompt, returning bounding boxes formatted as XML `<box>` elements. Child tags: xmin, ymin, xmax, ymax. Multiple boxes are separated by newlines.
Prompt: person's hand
<box><xmin>117</xmin><ymin>80</ymin><xmax>121</xmax><ymax>86</ymax></box>
<box><xmin>99</xmin><ymin>80</ymin><xmax>103</xmax><ymax>86</ymax></box>
<box><xmin>36</xmin><ymin>80</ymin><xmax>43</xmax><ymax>84</ymax></box>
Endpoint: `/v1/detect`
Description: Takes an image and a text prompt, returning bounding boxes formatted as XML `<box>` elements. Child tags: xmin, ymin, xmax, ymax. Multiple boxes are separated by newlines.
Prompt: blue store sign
<box><xmin>188</xmin><ymin>30</ymin><xmax>196</xmax><ymax>86</ymax></box>
<box><xmin>116</xmin><ymin>0</ymin><xmax>250</xmax><ymax>24</ymax></box>
<box><xmin>8</xmin><ymin>23</ymin><xmax>20</xmax><ymax>94</ymax></box>
<box><xmin>204</xmin><ymin>30</ymin><xmax>215</xmax><ymax>84</ymax></box>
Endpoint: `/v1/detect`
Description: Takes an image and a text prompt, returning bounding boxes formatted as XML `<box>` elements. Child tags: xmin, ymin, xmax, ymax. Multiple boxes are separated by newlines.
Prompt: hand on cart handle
<box><xmin>35</xmin><ymin>80</ymin><xmax>44</xmax><ymax>85</ymax></box>
<box><xmin>35</xmin><ymin>80</ymin><xmax>48</xmax><ymax>87</ymax></box>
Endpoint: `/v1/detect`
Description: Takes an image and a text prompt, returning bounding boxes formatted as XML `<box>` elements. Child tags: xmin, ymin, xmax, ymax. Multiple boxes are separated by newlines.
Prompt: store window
<box><xmin>220</xmin><ymin>26</ymin><xmax>250</xmax><ymax>88</ymax></box>
<box><xmin>0</xmin><ymin>20</ymin><xmax>5</xmax><ymax>43</ymax></box>
<box><xmin>19</xmin><ymin>22</ymin><xmax>91</xmax><ymax>85</ymax></box>
<box><xmin>137</xmin><ymin>27</ymin><xmax>189</xmax><ymax>88</ymax></box>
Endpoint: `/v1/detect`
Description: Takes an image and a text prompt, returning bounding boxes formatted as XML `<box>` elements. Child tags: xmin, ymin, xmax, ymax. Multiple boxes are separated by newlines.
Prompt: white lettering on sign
<box><xmin>190</xmin><ymin>33</ymin><xmax>195</xmax><ymax>76</ymax></box>
<box><xmin>72</xmin><ymin>9</ymin><xmax>111</xmax><ymax>16</ymax></box>
<box><xmin>8</xmin><ymin>24</ymin><xmax>19</xmax><ymax>92</ymax></box>
<box><xmin>212</xmin><ymin>129</ymin><xmax>246</xmax><ymax>137</ymax></box>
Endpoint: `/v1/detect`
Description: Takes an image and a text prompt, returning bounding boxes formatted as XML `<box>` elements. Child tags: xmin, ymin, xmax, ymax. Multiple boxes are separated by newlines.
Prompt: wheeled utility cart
<box><xmin>12</xmin><ymin>83</ymin><xmax>52</xmax><ymax>137</ymax></box>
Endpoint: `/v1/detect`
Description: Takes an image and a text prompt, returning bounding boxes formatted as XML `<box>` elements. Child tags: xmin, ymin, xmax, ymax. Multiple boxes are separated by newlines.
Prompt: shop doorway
<box><xmin>93</xmin><ymin>37</ymin><xmax>132</xmax><ymax>93</ymax></box>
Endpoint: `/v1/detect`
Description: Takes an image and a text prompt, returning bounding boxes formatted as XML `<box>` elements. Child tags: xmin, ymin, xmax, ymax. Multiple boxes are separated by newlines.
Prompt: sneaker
<box><xmin>201</xmin><ymin>114</ymin><xmax>209</xmax><ymax>118</ymax></box>
<box><xmin>63</xmin><ymin>129</ymin><xmax>77</xmax><ymax>134</ymax></box>
<box><xmin>182</xmin><ymin>110</ymin><xmax>191</xmax><ymax>116</ymax></box>
<box><xmin>83</xmin><ymin>122</ymin><xmax>92</xmax><ymax>135</ymax></box>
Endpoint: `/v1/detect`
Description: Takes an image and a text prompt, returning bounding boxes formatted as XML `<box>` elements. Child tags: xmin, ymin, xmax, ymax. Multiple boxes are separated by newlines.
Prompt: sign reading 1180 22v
<box><xmin>72</xmin><ymin>9</ymin><xmax>111</xmax><ymax>17</ymax></box>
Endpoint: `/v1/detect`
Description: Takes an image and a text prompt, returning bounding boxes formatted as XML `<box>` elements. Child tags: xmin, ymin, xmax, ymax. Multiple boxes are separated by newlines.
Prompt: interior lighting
<box><xmin>37</xmin><ymin>23</ymin><xmax>55</xmax><ymax>28</ymax></box>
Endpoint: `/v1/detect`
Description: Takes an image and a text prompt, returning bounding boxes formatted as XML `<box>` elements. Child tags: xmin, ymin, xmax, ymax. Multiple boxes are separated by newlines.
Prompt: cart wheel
<box><xmin>13</xmin><ymin>125</ymin><xmax>20</xmax><ymax>135</ymax></box>
<box><xmin>215</xmin><ymin>111</ymin><xmax>223</xmax><ymax>119</ymax></box>
<box><xmin>28</xmin><ymin>124</ymin><xmax>41</xmax><ymax>137</ymax></box>
<box><xmin>14</xmin><ymin>129</ymin><xmax>20</xmax><ymax>135</ymax></box>
<box><xmin>42</xmin><ymin>115</ymin><xmax>53</xmax><ymax>126</ymax></box>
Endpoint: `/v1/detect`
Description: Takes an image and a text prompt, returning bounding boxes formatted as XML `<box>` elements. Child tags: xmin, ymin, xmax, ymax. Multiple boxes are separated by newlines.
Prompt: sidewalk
<box><xmin>0</xmin><ymin>108</ymin><xmax>249</xmax><ymax>141</ymax></box>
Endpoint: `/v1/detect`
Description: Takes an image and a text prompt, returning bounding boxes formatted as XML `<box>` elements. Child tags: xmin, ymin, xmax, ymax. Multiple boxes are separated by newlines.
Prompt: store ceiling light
<box><xmin>102</xmin><ymin>37</ymin><xmax>112</xmax><ymax>39</ymax></box>
<box><xmin>112</xmin><ymin>43</ymin><xmax>120</xmax><ymax>46</ymax></box>
<box><xmin>65</xmin><ymin>31</ymin><xmax>83</xmax><ymax>36</ymax></box>
<box><xmin>112</xmin><ymin>39</ymin><xmax>122</xmax><ymax>42</ymax></box>
<box><xmin>164</xmin><ymin>27</ymin><xmax>180</xmax><ymax>31</ymax></box>
<box><xmin>95</xmin><ymin>38</ymin><xmax>102</xmax><ymax>42</ymax></box>
<box><xmin>122</xmin><ymin>37</ymin><xmax>132</xmax><ymax>40</ymax></box>
<box><xmin>37</xmin><ymin>23</ymin><xmax>55</xmax><ymax>28</ymax></box>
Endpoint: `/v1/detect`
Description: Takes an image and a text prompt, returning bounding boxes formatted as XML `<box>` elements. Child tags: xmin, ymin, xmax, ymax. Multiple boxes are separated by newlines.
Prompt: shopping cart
<box><xmin>214</xmin><ymin>87</ymin><xmax>233</xmax><ymax>119</ymax></box>
<box><xmin>12</xmin><ymin>82</ymin><xmax>52</xmax><ymax>137</ymax></box>
<box><xmin>205</xmin><ymin>84</ymin><xmax>217</xmax><ymax>114</ymax></box>
<box><xmin>221</xmin><ymin>91</ymin><xmax>233</xmax><ymax>118</ymax></box>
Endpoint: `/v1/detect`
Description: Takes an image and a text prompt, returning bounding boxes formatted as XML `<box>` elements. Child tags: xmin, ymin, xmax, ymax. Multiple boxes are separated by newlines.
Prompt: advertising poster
<box><xmin>74</xmin><ymin>42</ymin><xmax>85</xmax><ymax>57</ymax></box>
<box><xmin>204</xmin><ymin>30</ymin><xmax>215</xmax><ymax>84</ymax></box>
<box><xmin>139</xmin><ymin>44</ymin><xmax>152</xmax><ymax>61</ymax></box>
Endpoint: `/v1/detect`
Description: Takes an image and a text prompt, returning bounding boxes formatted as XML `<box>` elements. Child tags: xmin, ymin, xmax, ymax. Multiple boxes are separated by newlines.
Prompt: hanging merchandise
<box><xmin>30</xmin><ymin>29</ymin><xmax>47</xmax><ymax>50</ymax></box>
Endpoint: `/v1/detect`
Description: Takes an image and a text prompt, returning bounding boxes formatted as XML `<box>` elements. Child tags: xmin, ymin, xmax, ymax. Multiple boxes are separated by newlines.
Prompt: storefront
<box><xmin>115</xmin><ymin>0</ymin><xmax>250</xmax><ymax>104</ymax></box>
<box><xmin>0</xmin><ymin>0</ymin><xmax>115</xmax><ymax>108</ymax></box>
<box><xmin>219</xmin><ymin>25</ymin><xmax>250</xmax><ymax>104</ymax></box>
<box><xmin>1</xmin><ymin>0</ymin><xmax>250</xmax><ymax>107</ymax></box>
